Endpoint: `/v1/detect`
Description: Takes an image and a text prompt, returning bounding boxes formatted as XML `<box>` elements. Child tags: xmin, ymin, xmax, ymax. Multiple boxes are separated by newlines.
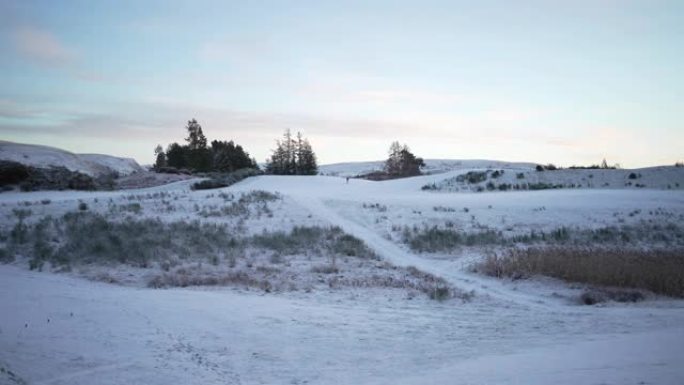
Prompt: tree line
<box><xmin>153</xmin><ymin>119</ymin><xmax>426</xmax><ymax>179</ymax></box>
<box><xmin>153</xmin><ymin>119</ymin><xmax>318</xmax><ymax>175</ymax></box>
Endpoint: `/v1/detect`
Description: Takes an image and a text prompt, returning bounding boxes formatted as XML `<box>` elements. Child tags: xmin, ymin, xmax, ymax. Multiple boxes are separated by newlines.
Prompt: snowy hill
<box><xmin>319</xmin><ymin>159</ymin><xmax>539</xmax><ymax>177</ymax></box>
<box><xmin>423</xmin><ymin>166</ymin><xmax>684</xmax><ymax>192</ymax></box>
<box><xmin>319</xmin><ymin>159</ymin><xmax>684</xmax><ymax>191</ymax></box>
<box><xmin>0</xmin><ymin>141</ymin><xmax>143</xmax><ymax>176</ymax></box>
<box><xmin>78</xmin><ymin>153</ymin><xmax>144</xmax><ymax>176</ymax></box>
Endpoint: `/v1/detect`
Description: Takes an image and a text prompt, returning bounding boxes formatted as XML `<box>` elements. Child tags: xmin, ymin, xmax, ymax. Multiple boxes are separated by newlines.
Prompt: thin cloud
<box><xmin>11</xmin><ymin>26</ymin><xmax>77</xmax><ymax>67</ymax></box>
<box><xmin>198</xmin><ymin>37</ymin><xmax>275</xmax><ymax>65</ymax></box>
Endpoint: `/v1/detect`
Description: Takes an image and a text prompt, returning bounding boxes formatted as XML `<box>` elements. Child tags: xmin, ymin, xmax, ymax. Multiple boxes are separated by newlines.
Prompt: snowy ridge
<box><xmin>319</xmin><ymin>159</ymin><xmax>684</xmax><ymax>191</ymax></box>
<box><xmin>78</xmin><ymin>153</ymin><xmax>144</xmax><ymax>176</ymax></box>
<box><xmin>318</xmin><ymin>159</ymin><xmax>538</xmax><ymax>177</ymax></box>
<box><xmin>0</xmin><ymin>141</ymin><xmax>143</xmax><ymax>176</ymax></box>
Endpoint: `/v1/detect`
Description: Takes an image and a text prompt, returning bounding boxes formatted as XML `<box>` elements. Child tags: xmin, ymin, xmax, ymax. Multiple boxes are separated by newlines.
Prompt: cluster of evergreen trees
<box><xmin>154</xmin><ymin>119</ymin><xmax>258</xmax><ymax>173</ymax></box>
<box><xmin>152</xmin><ymin>119</ymin><xmax>425</xmax><ymax>180</ymax></box>
<box><xmin>265</xmin><ymin>129</ymin><xmax>318</xmax><ymax>175</ymax></box>
<box><xmin>384</xmin><ymin>141</ymin><xmax>424</xmax><ymax>178</ymax></box>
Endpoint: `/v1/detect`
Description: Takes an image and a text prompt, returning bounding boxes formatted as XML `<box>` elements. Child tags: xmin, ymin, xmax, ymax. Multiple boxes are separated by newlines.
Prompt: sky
<box><xmin>0</xmin><ymin>0</ymin><xmax>682</xmax><ymax>167</ymax></box>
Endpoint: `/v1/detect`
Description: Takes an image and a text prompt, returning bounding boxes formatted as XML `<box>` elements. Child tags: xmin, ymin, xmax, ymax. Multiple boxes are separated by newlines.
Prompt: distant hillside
<box><xmin>318</xmin><ymin>158</ymin><xmax>684</xmax><ymax>192</ymax></box>
<box><xmin>318</xmin><ymin>159</ymin><xmax>538</xmax><ymax>177</ymax></box>
<box><xmin>0</xmin><ymin>141</ymin><xmax>143</xmax><ymax>177</ymax></box>
<box><xmin>422</xmin><ymin>166</ymin><xmax>684</xmax><ymax>192</ymax></box>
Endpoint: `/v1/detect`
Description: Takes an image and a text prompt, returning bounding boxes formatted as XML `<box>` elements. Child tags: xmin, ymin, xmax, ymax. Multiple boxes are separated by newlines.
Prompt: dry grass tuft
<box><xmin>476</xmin><ymin>247</ymin><xmax>684</xmax><ymax>298</ymax></box>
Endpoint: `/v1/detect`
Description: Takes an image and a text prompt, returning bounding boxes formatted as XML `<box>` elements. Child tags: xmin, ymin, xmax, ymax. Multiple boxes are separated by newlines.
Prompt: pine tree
<box><xmin>153</xmin><ymin>144</ymin><xmax>167</xmax><ymax>170</ymax></box>
<box><xmin>266</xmin><ymin>129</ymin><xmax>317</xmax><ymax>175</ymax></box>
<box><xmin>384</xmin><ymin>142</ymin><xmax>424</xmax><ymax>178</ymax></box>
<box><xmin>266</xmin><ymin>140</ymin><xmax>285</xmax><ymax>174</ymax></box>
<box><xmin>297</xmin><ymin>138</ymin><xmax>318</xmax><ymax>175</ymax></box>
<box><xmin>185</xmin><ymin>119</ymin><xmax>207</xmax><ymax>150</ymax></box>
<box><xmin>283</xmin><ymin>129</ymin><xmax>296</xmax><ymax>174</ymax></box>
<box><xmin>184</xmin><ymin>119</ymin><xmax>210</xmax><ymax>172</ymax></box>
<box><xmin>385</xmin><ymin>141</ymin><xmax>404</xmax><ymax>176</ymax></box>
<box><xmin>165</xmin><ymin>142</ymin><xmax>187</xmax><ymax>169</ymax></box>
<box><xmin>210</xmin><ymin>140</ymin><xmax>256</xmax><ymax>172</ymax></box>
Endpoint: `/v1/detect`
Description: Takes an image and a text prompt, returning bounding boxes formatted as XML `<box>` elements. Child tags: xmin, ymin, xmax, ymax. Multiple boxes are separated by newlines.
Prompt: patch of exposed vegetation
<box><xmin>191</xmin><ymin>168</ymin><xmax>262</xmax><ymax>190</ymax></box>
<box><xmin>197</xmin><ymin>190</ymin><xmax>279</xmax><ymax>218</ymax></box>
<box><xmin>474</xmin><ymin>247</ymin><xmax>684</xmax><ymax>299</ymax></box>
<box><xmin>456</xmin><ymin>171</ymin><xmax>488</xmax><ymax>184</ymax></box>
<box><xmin>0</xmin><ymin>160</ymin><xmax>117</xmax><ymax>192</ymax></box>
<box><xmin>402</xmin><ymin>222</ymin><xmax>684</xmax><ymax>253</ymax></box>
<box><xmin>0</xmin><ymin>364</ymin><xmax>28</xmax><ymax>385</ymax></box>
<box><xmin>2</xmin><ymin>211</ymin><xmax>458</xmax><ymax>300</ymax></box>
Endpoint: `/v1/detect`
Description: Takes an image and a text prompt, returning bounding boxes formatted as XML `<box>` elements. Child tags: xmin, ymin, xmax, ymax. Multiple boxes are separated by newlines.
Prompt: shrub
<box><xmin>456</xmin><ymin>171</ymin><xmax>487</xmax><ymax>184</ymax></box>
<box><xmin>154</xmin><ymin>166</ymin><xmax>191</xmax><ymax>175</ymax></box>
<box><xmin>148</xmin><ymin>269</ymin><xmax>271</xmax><ymax>291</ymax></box>
<box><xmin>250</xmin><ymin>226</ymin><xmax>376</xmax><ymax>259</ymax></box>
<box><xmin>363</xmin><ymin>202</ymin><xmax>387</xmax><ymax>212</ymax></box>
<box><xmin>120</xmin><ymin>202</ymin><xmax>142</xmax><ymax>214</ymax></box>
<box><xmin>332</xmin><ymin>234</ymin><xmax>370</xmax><ymax>257</ymax></box>
<box><xmin>0</xmin><ymin>248</ymin><xmax>12</xmax><ymax>263</ymax></box>
<box><xmin>192</xmin><ymin>179</ymin><xmax>228</xmax><ymax>190</ymax></box>
<box><xmin>10</xmin><ymin>212</ymin><xmax>243</xmax><ymax>269</ymax></box>
<box><xmin>536</xmin><ymin>164</ymin><xmax>558</xmax><ymax>171</ymax></box>
<box><xmin>78</xmin><ymin>202</ymin><xmax>88</xmax><ymax>211</ymax></box>
<box><xmin>13</xmin><ymin>165</ymin><xmax>101</xmax><ymax>191</ymax></box>
<box><xmin>311</xmin><ymin>264</ymin><xmax>340</xmax><ymax>274</ymax></box>
<box><xmin>579</xmin><ymin>288</ymin><xmax>645</xmax><ymax>305</ymax></box>
<box><xmin>191</xmin><ymin>168</ymin><xmax>261</xmax><ymax>190</ymax></box>
<box><xmin>527</xmin><ymin>182</ymin><xmax>562</xmax><ymax>190</ymax></box>
<box><xmin>0</xmin><ymin>161</ymin><xmax>29</xmax><ymax>186</ymax></box>
<box><xmin>429</xmin><ymin>286</ymin><xmax>451</xmax><ymax>301</ymax></box>
<box><xmin>403</xmin><ymin>222</ymin><xmax>684</xmax><ymax>252</ymax></box>
<box><xmin>406</xmin><ymin>266</ymin><xmax>454</xmax><ymax>301</ymax></box>
<box><xmin>238</xmin><ymin>190</ymin><xmax>279</xmax><ymax>204</ymax></box>
<box><xmin>404</xmin><ymin>226</ymin><xmax>504</xmax><ymax>252</ymax></box>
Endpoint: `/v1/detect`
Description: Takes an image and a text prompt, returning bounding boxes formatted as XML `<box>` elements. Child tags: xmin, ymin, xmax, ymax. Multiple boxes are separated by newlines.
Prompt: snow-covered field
<box><xmin>1</xmin><ymin>166</ymin><xmax>684</xmax><ymax>384</ymax></box>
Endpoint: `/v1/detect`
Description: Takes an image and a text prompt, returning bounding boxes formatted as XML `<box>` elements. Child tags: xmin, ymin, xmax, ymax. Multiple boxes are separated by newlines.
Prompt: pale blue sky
<box><xmin>1</xmin><ymin>0</ymin><xmax>682</xmax><ymax>167</ymax></box>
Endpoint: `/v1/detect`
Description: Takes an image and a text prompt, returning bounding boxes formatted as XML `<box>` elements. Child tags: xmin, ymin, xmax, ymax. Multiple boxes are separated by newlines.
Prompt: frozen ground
<box><xmin>1</xmin><ymin>168</ymin><xmax>684</xmax><ymax>384</ymax></box>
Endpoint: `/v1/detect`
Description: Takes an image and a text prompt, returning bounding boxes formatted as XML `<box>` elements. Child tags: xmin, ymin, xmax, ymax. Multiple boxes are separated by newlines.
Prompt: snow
<box><xmin>1</xmin><ymin>163</ymin><xmax>684</xmax><ymax>384</ymax></box>
<box><xmin>2</xmin><ymin>264</ymin><xmax>683</xmax><ymax>385</ymax></box>
<box><xmin>0</xmin><ymin>141</ymin><xmax>143</xmax><ymax>176</ymax></box>
<box><xmin>77</xmin><ymin>154</ymin><xmax>144</xmax><ymax>176</ymax></box>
